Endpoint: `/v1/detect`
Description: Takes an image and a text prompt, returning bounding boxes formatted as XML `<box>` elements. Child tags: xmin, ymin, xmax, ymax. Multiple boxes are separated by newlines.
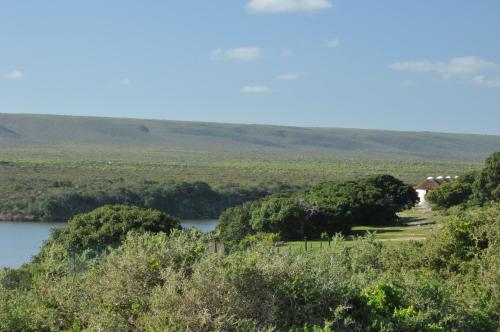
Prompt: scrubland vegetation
<box><xmin>1</xmin><ymin>115</ymin><xmax>499</xmax><ymax>330</ymax></box>
<box><xmin>0</xmin><ymin>146</ymin><xmax>481</xmax><ymax>222</ymax></box>
<box><xmin>0</xmin><ymin>152</ymin><xmax>498</xmax><ymax>331</ymax></box>
<box><xmin>0</xmin><ymin>203</ymin><xmax>498</xmax><ymax>331</ymax></box>
<box><xmin>1</xmin><ymin>113</ymin><xmax>497</xmax><ymax>222</ymax></box>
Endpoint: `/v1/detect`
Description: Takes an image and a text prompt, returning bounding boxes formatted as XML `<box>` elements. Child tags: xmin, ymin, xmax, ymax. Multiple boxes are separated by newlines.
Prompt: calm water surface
<box><xmin>0</xmin><ymin>219</ymin><xmax>218</xmax><ymax>268</ymax></box>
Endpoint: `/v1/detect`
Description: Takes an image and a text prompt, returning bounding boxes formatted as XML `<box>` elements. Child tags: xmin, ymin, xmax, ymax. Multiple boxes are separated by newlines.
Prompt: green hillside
<box><xmin>1</xmin><ymin>113</ymin><xmax>499</xmax><ymax>161</ymax></box>
<box><xmin>1</xmin><ymin>113</ymin><xmax>498</xmax><ymax>221</ymax></box>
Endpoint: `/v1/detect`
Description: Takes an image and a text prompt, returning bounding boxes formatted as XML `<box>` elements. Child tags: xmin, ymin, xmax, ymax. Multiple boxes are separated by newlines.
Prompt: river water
<box><xmin>0</xmin><ymin>219</ymin><xmax>218</xmax><ymax>268</ymax></box>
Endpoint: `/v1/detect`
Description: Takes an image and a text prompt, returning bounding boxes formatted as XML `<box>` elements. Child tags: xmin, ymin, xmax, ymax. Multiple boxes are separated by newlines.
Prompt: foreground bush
<box><xmin>1</xmin><ymin>202</ymin><xmax>498</xmax><ymax>331</ymax></box>
<box><xmin>45</xmin><ymin>205</ymin><xmax>181</xmax><ymax>251</ymax></box>
<box><xmin>2</xmin><ymin>202</ymin><xmax>498</xmax><ymax>332</ymax></box>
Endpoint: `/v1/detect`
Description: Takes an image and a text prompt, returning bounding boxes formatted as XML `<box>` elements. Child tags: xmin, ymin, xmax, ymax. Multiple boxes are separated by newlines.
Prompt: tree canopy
<box><xmin>472</xmin><ymin>151</ymin><xmax>500</xmax><ymax>204</ymax></box>
<box><xmin>47</xmin><ymin>205</ymin><xmax>181</xmax><ymax>251</ymax></box>
<box><xmin>218</xmin><ymin>174</ymin><xmax>418</xmax><ymax>242</ymax></box>
<box><xmin>427</xmin><ymin>151</ymin><xmax>500</xmax><ymax>208</ymax></box>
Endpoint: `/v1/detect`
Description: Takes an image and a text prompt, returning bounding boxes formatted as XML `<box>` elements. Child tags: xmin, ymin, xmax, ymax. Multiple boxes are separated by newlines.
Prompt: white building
<box><xmin>415</xmin><ymin>176</ymin><xmax>458</xmax><ymax>206</ymax></box>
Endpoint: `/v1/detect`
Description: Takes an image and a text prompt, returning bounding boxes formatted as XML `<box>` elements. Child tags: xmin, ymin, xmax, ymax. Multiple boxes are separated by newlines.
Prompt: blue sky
<box><xmin>1</xmin><ymin>0</ymin><xmax>499</xmax><ymax>134</ymax></box>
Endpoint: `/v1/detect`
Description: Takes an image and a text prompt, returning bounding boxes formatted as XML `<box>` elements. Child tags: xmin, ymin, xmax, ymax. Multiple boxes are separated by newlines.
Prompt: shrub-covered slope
<box><xmin>1</xmin><ymin>113</ymin><xmax>499</xmax><ymax>161</ymax></box>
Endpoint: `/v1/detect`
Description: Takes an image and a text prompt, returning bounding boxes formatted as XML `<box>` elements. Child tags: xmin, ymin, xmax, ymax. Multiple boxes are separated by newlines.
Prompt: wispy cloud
<box><xmin>211</xmin><ymin>47</ymin><xmax>262</xmax><ymax>61</ymax></box>
<box><xmin>473</xmin><ymin>75</ymin><xmax>500</xmax><ymax>88</ymax></box>
<box><xmin>390</xmin><ymin>56</ymin><xmax>500</xmax><ymax>88</ymax></box>
<box><xmin>390</xmin><ymin>56</ymin><xmax>497</xmax><ymax>78</ymax></box>
<box><xmin>241</xmin><ymin>85</ymin><xmax>270</xmax><ymax>93</ymax></box>
<box><xmin>326</xmin><ymin>39</ymin><xmax>339</xmax><ymax>48</ymax></box>
<box><xmin>246</xmin><ymin>0</ymin><xmax>333</xmax><ymax>14</ymax></box>
<box><xmin>3</xmin><ymin>70</ymin><xmax>24</xmax><ymax>80</ymax></box>
<box><xmin>281</xmin><ymin>49</ymin><xmax>293</xmax><ymax>57</ymax></box>
<box><xmin>277</xmin><ymin>72</ymin><xmax>301</xmax><ymax>80</ymax></box>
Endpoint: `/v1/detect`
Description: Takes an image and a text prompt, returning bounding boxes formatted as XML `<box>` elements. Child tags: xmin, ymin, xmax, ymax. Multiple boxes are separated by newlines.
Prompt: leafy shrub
<box><xmin>426</xmin><ymin>171</ymin><xmax>476</xmax><ymax>208</ymax></box>
<box><xmin>422</xmin><ymin>202</ymin><xmax>499</xmax><ymax>271</ymax></box>
<box><xmin>472</xmin><ymin>151</ymin><xmax>500</xmax><ymax>204</ymax></box>
<box><xmin>45</xmin><ymin>205</ymin><xmax>181</xmax><ymax>251</ymax></box>
<box><xmin>427</xmin><ymin>151</ymin><xmax>499</xmax><ymax>209</ymax></box>
<box><xmin>1</xmin><ymin>202</ymin><xmax>498</xmax><ymax>331</ymax></box>
<box><xmin>426</xmin><ymin>180</ymin><xmax>473</xmax><ymax>208</ymax></box>
<box><xmin>238</xmin><ymin>232</ymin><xmax>280</xmax><ymax>249</ymax></box>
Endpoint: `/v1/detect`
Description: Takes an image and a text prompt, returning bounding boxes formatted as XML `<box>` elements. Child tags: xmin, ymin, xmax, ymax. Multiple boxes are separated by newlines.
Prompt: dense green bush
<box><xmin>421</xmin><ymin>202</ymin><xmax>500</xmax><ymax>272</ymax></box>
<box><xmin>427</xmin><ymin>151</ymin><xmax>499</xmax><ymax>209</ymax></box>
<box><xmin>426</xmin><ymin>180</ymin><xmax>473</xmax><ymax>208</ymax></box>
<box><xmin>2</xmin><ymin>208</ymin><xmax>498</xmax><ymax>332</ymax></box>
<box><xmin>0</xmin><ymin>162</ymin><xmax>497</xmax><ymax>331</ymax></box>
<box><xmin>25</xmin><ymin>181</ymin><xmax>275</xmax><ymax>221</ymax></box>
<box><xmin>472</xmin><ymin>151</ymin><xmax>500</xmax><ymax>204</ymax></box>
<box><xmin>44</xmin><ymin>205</ymin><xmax>181</xmax><ymax>251</ymax></box>
<box><xmin>218</xmin><ymin>175</ymin><xmax>418</xmax><ymax>241</ymax></box>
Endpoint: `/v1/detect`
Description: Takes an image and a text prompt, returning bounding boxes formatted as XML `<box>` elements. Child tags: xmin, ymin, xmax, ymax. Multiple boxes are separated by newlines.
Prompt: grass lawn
<box><xmin>285</xmin><ymin>207</ymin><xmax>442</xmax><ymax>249</ymax></box>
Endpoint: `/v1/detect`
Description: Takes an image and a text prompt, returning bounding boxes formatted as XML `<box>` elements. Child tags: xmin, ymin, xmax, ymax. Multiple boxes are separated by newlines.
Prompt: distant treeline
<box><xmin>25</xmin><ymin>182</ymin><xmax>297</xmax><ymax>221</ymax></box>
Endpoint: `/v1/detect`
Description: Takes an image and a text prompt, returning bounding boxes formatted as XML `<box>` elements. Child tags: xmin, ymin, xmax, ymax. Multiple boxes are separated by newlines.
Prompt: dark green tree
<box><xmin>48</xmin><ymin>205</ymin><xmax>181</xmax><ymax>251</ymax></box>
<box><xmin>218</xmin><ymin>175</ymin><xmax>418</xmax><ymax>241</ymax></box>
<box><xmin>473</xmin><ymin>151</ymin><xmax>500</xmax><ymax>204</ymax></box>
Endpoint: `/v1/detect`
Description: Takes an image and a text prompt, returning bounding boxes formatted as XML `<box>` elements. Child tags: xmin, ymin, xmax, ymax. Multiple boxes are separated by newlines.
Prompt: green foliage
<box><xmin>218</xmin><ymin>175</ymin><xmax>418</xmax><ymax>241</ymax></box>
<box><xmin>44</xmin><ymin>205</ymin><xmax>181</xmax><ymax>251</ymax></box>
<box><xmin>472</xmin><ymin>151</ymin><xmax>500</xmax><ymax>204</ymax></box>
<box><xmin>362</xmin><ymin>281</ymin><xmax>421</xmax><ymax>331</ymax></box>
<box><xmin>217</xmin><ymin>201</ymin><xmax>256</xmax><ymax>243</ymax></box>
<box><xmin>426</xmin><ymin>180</ymin><xmax>473</xmax><ymax>208</ymax></box>
<box><xmin>1</xmin><ymin>204</ymin><xmax>499</xmax><ymax>332</ymax></box>
<box><xmin>1</xmin><ymin>114</ymin><xmax>492</xmax><ymax>223</ymax></box>
<box><xmin>422</xmin><ymin>202</ymin><xmax>500</xmax><ymax>272</ymax></box>
<box><xmin>23</xmin><ymin>181</ymin><xmax>273</xmax><ymax>221</ymax></box>
<box><xmin>238</xmin><ymin>232</ymin><xmax>280</xmax><ymax>249</ymax></box>
<box><xmin>427</xmin><ymin>151</ymin><xmax>499</xmax><ymax>209</ymax></box>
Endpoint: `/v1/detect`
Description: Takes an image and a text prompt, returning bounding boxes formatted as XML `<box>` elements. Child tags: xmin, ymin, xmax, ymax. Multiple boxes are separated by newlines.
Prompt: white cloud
<box><xmin>246</xmin><ymin>0</ymin><xmax>332</xmax><ymax>14</ymax></box>
<box><xmin>241</xmin><ymin>85</ymin><xmax>270</xmax><ymax>93</ymax></box>
<box><xmin>277</xmin><ymin>72</ymin><xmax>301</xmax><ymax>80</ymax></box>
<box><xmin>326</xmin><ymin>39</ymin><xmax>339</xmax><ymax>48</ymax></box>
<box><xmin>3</xmin><ymin>70</ymin><xmax>24</xmax><ymax>80</ymax></box>
<box><xmin>390</xmin><ymin>56</ymin><xmax>497</xmax><ymax>78</ymax></box>
<box><xmin>473</xmin><ymin>75</ymin><xmax>500</xmax><ymax>88</ymax></box>
<box><xmin>211</xmin><ymin>47</ymin><xmax>262</xmax><ymax>61</ymax></box>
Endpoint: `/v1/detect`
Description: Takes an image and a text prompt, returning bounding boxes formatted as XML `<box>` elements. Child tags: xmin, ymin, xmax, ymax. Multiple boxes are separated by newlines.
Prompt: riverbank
<box><xmin>0</xmin><ymin>219</ymin><xmax>219</xmax><ymax>268</ymax></box>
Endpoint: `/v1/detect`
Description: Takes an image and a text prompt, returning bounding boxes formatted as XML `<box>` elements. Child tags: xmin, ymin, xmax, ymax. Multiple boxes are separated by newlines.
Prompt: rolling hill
<box><xmin>1</xmin><ymin>113</ymin><xmax>499</xmax><ymax>161</ymax></box>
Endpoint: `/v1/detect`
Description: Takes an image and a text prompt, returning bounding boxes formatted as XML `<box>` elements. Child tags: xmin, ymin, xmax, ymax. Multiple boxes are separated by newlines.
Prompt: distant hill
<box><xmin>1</xmin><ymin>113</ymin><xmax>499</xmax><ymax>161</ymax></box>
